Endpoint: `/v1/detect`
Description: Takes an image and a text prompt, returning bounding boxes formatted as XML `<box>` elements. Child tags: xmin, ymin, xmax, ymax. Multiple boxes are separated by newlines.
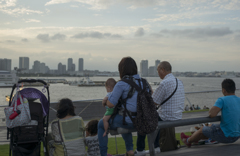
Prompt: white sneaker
<box><xmin>134</xmin><ymin>149</ymin><xmax>146</xmax><ymax>156</ymax></box>
<box><xmin>145</xmin><ymin>147</ymin><xmax>161</xmax><ymax>154</ymax></box>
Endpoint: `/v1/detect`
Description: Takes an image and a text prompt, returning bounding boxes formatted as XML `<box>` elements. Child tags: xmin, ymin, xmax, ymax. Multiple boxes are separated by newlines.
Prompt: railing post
<box><xmin>147</xmin><ymin>129</ymin><xmax>159</xmax><ymax>156</ymax></box>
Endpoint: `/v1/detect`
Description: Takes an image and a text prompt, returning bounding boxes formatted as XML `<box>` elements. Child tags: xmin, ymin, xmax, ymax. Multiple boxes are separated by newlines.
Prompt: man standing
<box><xmin>135</xmin><ymin>61</ymin><xmax>185</xmax><ymax>155</ymax></box>
<box><xmin>181</xmin><ymin>79</ymin><xmax>240</xmax><ymax>147</ymax></box>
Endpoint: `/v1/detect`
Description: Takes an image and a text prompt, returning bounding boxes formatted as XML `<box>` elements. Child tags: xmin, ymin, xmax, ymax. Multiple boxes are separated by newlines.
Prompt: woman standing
<box><xmin>98</xmin><ymin>57</ymin><xmax>151</xmax><ymax>156</ymax></box>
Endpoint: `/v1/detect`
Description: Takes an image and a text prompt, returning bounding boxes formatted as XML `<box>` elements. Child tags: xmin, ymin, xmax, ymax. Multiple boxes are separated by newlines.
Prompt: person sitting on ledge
<box><xmin>181</xmin><ymin>79</ymin><xmax>240</xmax><ymax>147</ymax></box>
<box><xmin>195</xmin><ymin>105</ymin><xmax>201</xmax><ymax>110</ymax></box>
<box><xmin>203</xmin><ymin>105</ymin><xmax>209</xmax><ymax>110</ymax></box>
<box><xmin>185</xmin><ymin>105</ymin><xmax>189</xmax><ymax>111</ymax></box>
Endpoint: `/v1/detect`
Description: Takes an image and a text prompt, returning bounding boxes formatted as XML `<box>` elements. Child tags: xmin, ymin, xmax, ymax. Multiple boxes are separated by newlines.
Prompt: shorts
<box><xmin>104</xmin><ymin>108</ymin><xmax>114</xmax><ymax>116</ymax></box>
<box><xmin>202</xmin><ymin>124</ymin><xmax>239</xmax><ymax>143</ymax></box>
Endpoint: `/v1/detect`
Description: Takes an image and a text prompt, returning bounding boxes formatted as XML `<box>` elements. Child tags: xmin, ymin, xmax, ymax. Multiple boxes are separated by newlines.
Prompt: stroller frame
<box><xmin>7</xmin><ymin>79</ymin><xmax>50</xmax><ymax>156</ymax></box>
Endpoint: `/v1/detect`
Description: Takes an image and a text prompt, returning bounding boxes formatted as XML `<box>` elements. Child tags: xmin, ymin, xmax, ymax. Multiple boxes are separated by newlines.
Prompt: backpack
<box><xmin>120</xmin><ymin>78</ymin><xmax>159</xmax><ymax>135</ymax></box>
<box><xmin>159</xmin><ymin>127</ymin><xmax>180</xmax><ymax>152</ymax></box>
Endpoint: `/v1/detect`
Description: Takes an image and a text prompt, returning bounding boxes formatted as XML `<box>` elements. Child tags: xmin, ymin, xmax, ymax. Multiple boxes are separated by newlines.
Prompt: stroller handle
<box><xmin>16</xmin><ymin>79</ymin><xmax>48</xmax><ymax>86</ymax></box>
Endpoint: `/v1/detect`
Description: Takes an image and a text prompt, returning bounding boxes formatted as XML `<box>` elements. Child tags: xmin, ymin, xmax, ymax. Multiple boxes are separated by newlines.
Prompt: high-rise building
<box><xmin>32</xmin><ymin>60</ymin><xmax>40</xmax><ymax>73</ymax></box>
<box><xmin>72</xmin><ymin>64</ymin><xmax>75</xmax><ymax>71</ymax></box>
<box><xmin>62</xmin><ymin>65</ymin><xmax>66</xmax><ymax>74</ymax></box>
<box><xmin>78</xmin><ymin>58</ymin><xmax>84</xmax><ymax>72</ymax></box>
<box><xmin>140</xmin><ymin>60</ymin><xmax>148</xmax><ymax>77</ymax></box>
<box><xmin>148</xmin><ymin>66</ymin><xmax>155</xmax><ymax>77</ymax></box>
<box><xmin>155</xmin><ymin>59</ymin><xmax>161</xmax><ymax>76</ymax></box>
<box><xmin>58</xmin><ymin>63</ymin><xmax>63</xmax><ymax>75</ymax></box>
<box><xmin>0</xmin><ymin>58</ymin><xmax>11</xmax><ymax>71</ymax></box>
<box><xmin>68</xmin><ymin>58</ymin><xmax>73</xmax><ymax>71</ymax></box>
<box><xmin>19</xmin><ymin>57</ymin><xmax>29</xmax><ymax>70</ymax></box>
<box><xmin>58</xmin><ymin>63</ymin><xmax>67</xmax><ymax>75</ymax></box>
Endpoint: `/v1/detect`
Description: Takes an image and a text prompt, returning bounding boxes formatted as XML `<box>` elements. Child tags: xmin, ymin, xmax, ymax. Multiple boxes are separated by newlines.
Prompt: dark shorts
<box><xmin>202</xmin><ymin>124</ymin><xmax>239</xmax><ymax>143</ymax></box>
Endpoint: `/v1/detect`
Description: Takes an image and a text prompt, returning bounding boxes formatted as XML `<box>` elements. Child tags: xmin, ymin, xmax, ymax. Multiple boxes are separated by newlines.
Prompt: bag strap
<box><xmin>157</xmin><ymin>78</ymin><xmax>178</xmax><ymax>109</ymax></box>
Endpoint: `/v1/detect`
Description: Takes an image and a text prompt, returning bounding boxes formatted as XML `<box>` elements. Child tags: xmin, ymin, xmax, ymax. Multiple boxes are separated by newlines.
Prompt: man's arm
<box><xmin>208</xmin><ymin>106</ymin><xmax>221</xmax><ymax>118</ymax></box>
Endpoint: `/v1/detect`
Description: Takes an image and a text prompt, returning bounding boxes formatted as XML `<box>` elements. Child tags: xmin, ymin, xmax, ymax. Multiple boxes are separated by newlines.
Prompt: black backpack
<box><xmin>119</xmin><ymin>78</ymin><xmax>159</xmax><ymax>135</ymax></box>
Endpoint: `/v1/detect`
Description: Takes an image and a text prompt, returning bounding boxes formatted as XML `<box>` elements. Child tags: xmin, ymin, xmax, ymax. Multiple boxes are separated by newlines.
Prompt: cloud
<box><xmin>175</xmin><ymin>22</ymin><xmax>226</xmax><ymax>27</ymax></box>
<box><xmin>36</xmin><ymin>34</ymin><xmax>50</xmax><ymax>42</ymax></box>
<box><xmin>5</xmin><ymin>40</ymin><xmax>15</xmax><ymax>43</ymax></box>
<box><xmin>111</xmin><ymin>34</ymin><xmax>123</xmax><ymax>38</ymax></box>
<box><xmin>51</xmin><ymin>33</ymin><xmax>66</xmax><ymax>40</ymax></box>
<box><xmin>159</xmin><ymin>27</ymin><xmax>233</xmax><ymax>38</ymax></box>
<box><xmin>25</xmin><ymin>19</ymin><xmax>41</xmax><ymax>23</ymax></box>
<box><xmin>21</xmin><ymin>38</ymin><xmax>28</xmax><ymax>42</ymax></box>
<box><xmin>135</xmin><ymin>27</ymin><xmax>145</xmax><ymax>37</ymax></box>
<box><xmin>37</xmin><ymin>33</ymin><xmax>67</xmax><ymax>42</ymax></box>
<box><xmin>72</xmin><ymin>31</ymin><xmax>123</xmax><ymax>39</ymax></box>
<box><xmin>0</xmin><ymin>7</ymin><xmax>43</xmax><ymax>16</ymax></box>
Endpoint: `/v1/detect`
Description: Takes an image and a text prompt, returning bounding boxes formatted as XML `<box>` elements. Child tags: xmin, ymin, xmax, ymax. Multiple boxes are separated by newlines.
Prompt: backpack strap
<box><xmin>157</xmin><ymin>78</ymin><xmax>178</xmax><ymax>109</ymax></box>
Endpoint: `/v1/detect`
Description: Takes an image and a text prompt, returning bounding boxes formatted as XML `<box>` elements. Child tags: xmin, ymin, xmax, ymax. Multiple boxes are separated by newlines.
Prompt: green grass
<box><xmin>0</xmin><ymin>132</ymin><xmax>192</xmax><ymax>155</ymax></box>
<box><xmin>183</xmin><ymin>109</ymin><xmax>209</xmax><ymax>113</ymax></box>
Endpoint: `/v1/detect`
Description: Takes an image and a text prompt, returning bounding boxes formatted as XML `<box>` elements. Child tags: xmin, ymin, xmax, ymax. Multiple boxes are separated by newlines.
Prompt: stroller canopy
<box><xmin>20</xmin><ymin>88</ymin><xmax>49</xmax><ymax>116</ymax></box>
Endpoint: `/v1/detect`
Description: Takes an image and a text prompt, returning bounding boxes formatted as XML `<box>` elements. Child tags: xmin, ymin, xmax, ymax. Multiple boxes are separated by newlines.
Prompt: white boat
<box><xmin>69</xmin><ymin>78</ymin><xmax>84</xmax><ymax>86</ymax></box>
<box><xmin>0</xmin><ymin>70</ymin><xmax>19</xmax><ymax>88</ymax></box>
<box><xmin>77</xmin><ymin>77</ymin><xmax>96</xmax><ymax>86</ymax></box>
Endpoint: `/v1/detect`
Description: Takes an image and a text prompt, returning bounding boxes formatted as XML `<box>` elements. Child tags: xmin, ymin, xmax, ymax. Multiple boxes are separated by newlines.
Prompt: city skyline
<box><xmin>0</xmin><ymin>1</ymin><xmax>240</xmax><ymax>72</ymax></box>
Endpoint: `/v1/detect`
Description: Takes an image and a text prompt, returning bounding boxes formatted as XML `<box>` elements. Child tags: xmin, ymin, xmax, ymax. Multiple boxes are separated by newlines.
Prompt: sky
<box><xmin>0</xmin><ymin>0</ymin><xmax>240</xmax><ymax>72</ymax></box>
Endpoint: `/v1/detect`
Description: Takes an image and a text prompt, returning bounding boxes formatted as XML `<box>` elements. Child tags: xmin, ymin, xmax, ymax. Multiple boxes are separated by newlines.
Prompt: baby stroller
<box><xmin>6</xmin><ymin>79</ymin><xmax>50</xmax><ymax>156</ymax></box>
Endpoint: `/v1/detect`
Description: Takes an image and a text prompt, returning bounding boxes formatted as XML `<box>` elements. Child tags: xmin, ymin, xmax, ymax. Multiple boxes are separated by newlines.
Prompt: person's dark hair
<box><xmin>222</xmin><ymin>79</ymin><xmax>236</xmax><ymax>93</ymax></box>
<box><xmin>159</xmin><ymin>61</ymin><xmax>172</xmax><ymax>72</ymax></box>
<box><xmin>118</xmin><ymin>57</ymin><xmax>138</xmax><ymax>79</ymax></box>
<box><xmin>105</xmin><ymin>78</ymin><xmax>117</xmax><ymax>88</ymax></box>
<box><xmin>85</xmin><ymin>119</ymin><xmax>99</xmax><ymax>136</ymax></box>
<box><xmin>56</xmin><ymin>98</ymin><xmax>76</xmax><ymax>119</ymax></box>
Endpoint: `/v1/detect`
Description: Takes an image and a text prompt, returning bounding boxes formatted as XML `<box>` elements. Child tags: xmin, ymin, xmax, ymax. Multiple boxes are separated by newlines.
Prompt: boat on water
<box><xmin>69</xmin><ymin>78</ymin><xmax>84</xmax><ymax>86</ymax></box>
<box><xmin>0</xmin><ymin>70</ymin><xmax>19</xmax><ymax>88</ymax></box>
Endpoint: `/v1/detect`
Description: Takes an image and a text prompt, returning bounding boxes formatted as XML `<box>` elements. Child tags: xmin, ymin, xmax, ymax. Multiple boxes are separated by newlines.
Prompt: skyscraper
<box><xmin>19</xmin><ymin>57</ymin><xmax>29</xmax><ymax>70</ymax></box>
<box><xmin>0</xmin><ymin>58</ymin><xmax>11</xmax><ymax>71</ymax></box>
<box><xmin>155</xmin><ymin>59</ymin><xmax>160</xmax><ymax>76</ymax></box>
<box><xmin>67</xmin><ymin>58</ymin><xmax>73</xmax><ymax>71</ymax></box>
<box><xmin>78</xmin><ymin>58</ymin><xmax>84</xmax><ymax>72</ymax></box>
<box><xmin>32</xmin><ymin>60</ymin><xmax>40</xmax><ymax>73</ymax></box>
<box><xmin>140</xmin><ymin>60</ymin><xmax>148</xmax><ymax>77</ymax></box>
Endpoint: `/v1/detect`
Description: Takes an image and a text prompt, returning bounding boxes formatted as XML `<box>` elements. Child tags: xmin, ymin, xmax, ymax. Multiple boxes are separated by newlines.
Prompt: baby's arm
<box><xmin>102</xmin><ymin>96</ymin><xmax>108</xmax><ymax>107</ymax></box>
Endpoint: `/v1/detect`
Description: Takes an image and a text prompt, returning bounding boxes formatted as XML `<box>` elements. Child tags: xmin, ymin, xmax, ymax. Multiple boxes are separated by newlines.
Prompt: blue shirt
<box><xmin>214</xmin><ymin>95</ymin><xmax>240</xmax><ymax>137</ymax></box>
<box><xmin>108</xmin><ymin>74</ymin><xmax>150</xmax><ymax>123</ymax></box>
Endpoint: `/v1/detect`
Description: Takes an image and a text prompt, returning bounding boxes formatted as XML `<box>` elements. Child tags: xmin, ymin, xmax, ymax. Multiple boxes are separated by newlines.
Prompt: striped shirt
<box><xmin>152</xmin><ymin>73</ymin><xmax>185</xmax><ymax>121</ymax></box>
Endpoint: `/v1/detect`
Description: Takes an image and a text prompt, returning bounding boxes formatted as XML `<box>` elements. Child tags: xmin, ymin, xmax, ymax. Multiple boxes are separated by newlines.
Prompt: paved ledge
<box><xmin>152</xmin><ymin>139</ymin><xmax>240</xmax><ymax>156</ymax></box>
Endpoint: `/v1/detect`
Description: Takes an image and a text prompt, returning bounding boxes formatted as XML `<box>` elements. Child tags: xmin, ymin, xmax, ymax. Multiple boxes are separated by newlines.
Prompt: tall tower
<box><xmin>19</xmin><ymin>57</ymin><xmax>29</xmax><ymax>70</ymax></box>
<box><xmin>78</xmin><ymin>58</ymin><xmax>84</xmax><ymax>72</ymax></box>
<box><xmin>140</xmin><ymin>60</ymin><xmax>148</xmax><ymax>77</ymax></box>
<box><xmin>68</xmin><ymin>58</ymin><xmax>73</xmax><ymax>71</ymax></box>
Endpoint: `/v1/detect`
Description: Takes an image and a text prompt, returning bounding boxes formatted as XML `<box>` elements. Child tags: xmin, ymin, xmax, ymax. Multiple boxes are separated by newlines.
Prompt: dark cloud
<box><xmin>89</xmin><ymin>32</ymin><xmax>104</xmax><ymax>38</ymax></box>
<box><xmin>51</xmin><ymin>33</ymin><xmax>66</xmax><ymax>40</ymax></box>
<box><xmin>6</xmin><ymin>40</ymin><xmax>15</xmax><ymax>43</ymax></box>
<box><xmin>135</xmin><ymin>27</ymin><xmax>145</xmax><ymax>37</ymax></box>
<box><xmin>103</xmin><ymin>33</ymin><xmax>111</xmax><ymax>37</ymax></box>
<box><xmin>21</xmin><ymin>38</ymin><xmax>28</xmax><ymax>42</ymax></box>
<box><xmin>37</xmin><ymin>34</ymin><xmax>50</xmax><ymax>42</ymax></box>
<box><xmin>111</xmin><ymin>34</ymin><xmax>123</xmax><ymax>38</ymax></box>
<box><xmin>150</xmin><ymin>33</ymin><xmax>164</xmax><ymax>38</ymax></box>
<box><xmin>159</xmin><ymin>27</ymin><xmax>233</xmax><ymax>38</ymax></box>
<box><xmin>37</xmin><ymin>33</ymin><xmax>67</xmax><ymax>42</ymax></box>
<box><xmin>72</xmin><ymin>31</ymin><xmax>122</xmax><ymax>39</ymax></box>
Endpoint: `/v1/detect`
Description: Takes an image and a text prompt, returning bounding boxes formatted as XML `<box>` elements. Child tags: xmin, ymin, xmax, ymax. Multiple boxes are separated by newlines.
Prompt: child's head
<box><xmin>105</xmin><ymin>78</ymin><xmax>117</xmax><ymax>92</ymax></box>
<box><xmin>85</xmin><ymin>119</ymin><xmax>99</xmax><ymax>136</ymax></box>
